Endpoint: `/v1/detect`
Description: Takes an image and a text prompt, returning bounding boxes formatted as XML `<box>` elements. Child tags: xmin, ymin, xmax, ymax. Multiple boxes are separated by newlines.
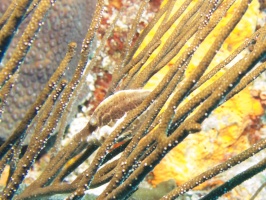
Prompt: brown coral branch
<box><xmin>0</xmin><ymin>0</ymin><xmax>54</xmax><ymax>85</ymax></box>
<box><xmin>0</xmin><ymin>0</ymin><xmax>33</xmax><ymax>61</ymax></box>
<box><xmin>200</xmin><ymin>156</ymin><xmax>266</xmax><ymax>200</ymax></box>
<box><xmin>1</xmin><ymin>79</ymin><xmax>67</xmax><ymax>199</ymax></box>
<box><xmin>1</xmin><ymin>1</ymin><xmax>266</xmax><ymax>200</ymax></box>
<box><xmin>0</xmin><ymin>41</ymin><xmax>77</xmax><ymax>159</ymax></box>
<box><xmin>162</xmin><ymin>138</ymin><xmax>266</xmax><ymax>199</ymax></box>
<box><xmin>0</xmin><ymin>0</ymin><xmax>16</xmax><ymax>29</ymax></box>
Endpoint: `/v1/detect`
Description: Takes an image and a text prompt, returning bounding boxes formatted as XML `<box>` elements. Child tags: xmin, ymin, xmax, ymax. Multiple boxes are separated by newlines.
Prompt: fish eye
<box><xmin>89</xmin><ymin>116</ymin><xmax>98</xmax><ymax>127</ymax></box>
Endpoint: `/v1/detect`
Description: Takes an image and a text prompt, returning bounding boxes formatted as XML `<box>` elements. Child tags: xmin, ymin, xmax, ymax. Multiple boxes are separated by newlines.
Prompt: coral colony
<box><xmin>1</xmin><ymin>0</ymin><xmax>266</xmax><ymax>199</ymax></box>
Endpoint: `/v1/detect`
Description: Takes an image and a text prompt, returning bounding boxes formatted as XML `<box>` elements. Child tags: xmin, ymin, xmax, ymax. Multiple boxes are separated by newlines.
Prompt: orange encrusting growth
<box><xmin>150</xmin><ymin>88</ymin><xmax>264</xmax><ymax>187</ymax></box>
<box><xmin>137</xmin><ymin>0</ymin><xmax>265</xmax><ymax>189</ymax></box>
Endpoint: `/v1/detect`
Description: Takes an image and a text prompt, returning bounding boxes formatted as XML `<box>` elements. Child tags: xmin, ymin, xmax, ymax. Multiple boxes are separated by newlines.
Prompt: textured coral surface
<box><xmin>0</xmin><ymin>0</ymin><xmax>96</xmax><ymax>140</ymax></box>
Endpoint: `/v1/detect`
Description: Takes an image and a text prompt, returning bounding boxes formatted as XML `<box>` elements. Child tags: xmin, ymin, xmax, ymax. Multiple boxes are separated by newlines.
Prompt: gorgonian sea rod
<box><xmin>0</xmin><ymin>0</ymin><xmax>96</xmax><ymax>142</ymax></box>
<box><xmin>1</xmin><ymin>0</ymin><xmax>266</xmax><ymax>200</ymax></box>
